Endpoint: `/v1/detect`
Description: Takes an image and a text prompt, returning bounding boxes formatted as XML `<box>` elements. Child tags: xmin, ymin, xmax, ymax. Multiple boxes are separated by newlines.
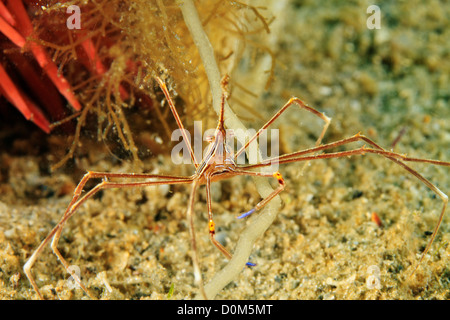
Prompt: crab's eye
<box><xmin>205</xmin><ymin>135</ymin><xmax>215</xmax><ymax>142</ymax></box>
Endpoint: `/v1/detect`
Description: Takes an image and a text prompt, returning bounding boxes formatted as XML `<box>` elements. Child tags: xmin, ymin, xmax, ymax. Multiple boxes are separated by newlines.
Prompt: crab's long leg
<box><xmin>24</xmin><ymin>172</ymin><xmax>193</xmax><ymax>299</ymax></box>
<box><xmin>243</xmin><ymin>134</ymin><xmax>449</xmax><ymax>274</ymax></box>
<box><xmin>230</xmin><ymin>170</ymin><xmax>286</xmax><ymax>220</ymax></box>
<box><xmin>155</xmin><ymin>77</ymin><xmax>199</xmax><ymax>167</ymax></box>
<box><xmin>204</xmin><ymin>175</ymin><xmax>255</xmax><ymax>267</ymax></box>
<box><xmin>185</xmin><ymin>179</ymin><xmax>207</xmax><ymax>298</ymax></box>
<box><xmin>234</xmin><ymin>97</ymin><xmax>331</xmax><ymax>161</ymax></box>
<box><xmin>205</xmin><ymin>175</ymin><xmax>230</xmax><ymax>258</ymax></box>
<box><xmin>249</xmin><ymin>133</ymin><xmax>449</xmax><ymax>168</ymax></box>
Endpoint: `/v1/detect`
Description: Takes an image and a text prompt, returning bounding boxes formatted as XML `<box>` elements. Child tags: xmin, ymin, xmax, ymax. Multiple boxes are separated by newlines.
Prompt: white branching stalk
<box><xmin>177</xmin><ymin>0</ymin><xmax>281</xmax><ymax>299</ymax></box>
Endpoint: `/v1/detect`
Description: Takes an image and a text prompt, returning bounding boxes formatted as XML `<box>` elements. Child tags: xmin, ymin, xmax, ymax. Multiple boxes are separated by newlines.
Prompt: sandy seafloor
<box><xmin>0</xmin><ymin>0</ymin><xmax>449</xmax><ymax>300</ymax></box>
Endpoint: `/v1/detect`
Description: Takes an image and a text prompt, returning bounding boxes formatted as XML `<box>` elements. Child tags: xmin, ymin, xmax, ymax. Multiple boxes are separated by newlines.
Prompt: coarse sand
<box><xmin>0</xmin><ymin>0</ymin><xmax>448</xmax><ymax>299</ymax></box>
